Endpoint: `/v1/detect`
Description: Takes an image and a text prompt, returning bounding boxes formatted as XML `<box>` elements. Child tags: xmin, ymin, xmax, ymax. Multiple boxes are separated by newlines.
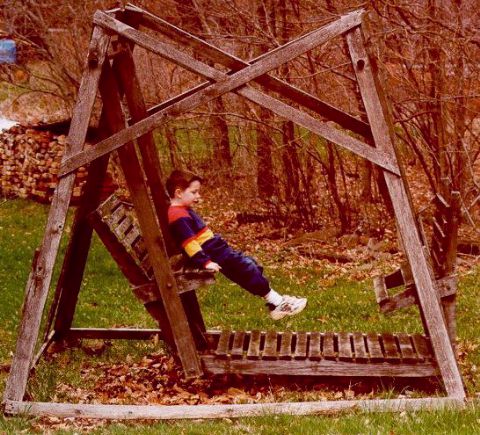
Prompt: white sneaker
<box><xmin>268</xmin><ymin>295</ymin><xmax>307</xmax><ymax>320</ymax></box>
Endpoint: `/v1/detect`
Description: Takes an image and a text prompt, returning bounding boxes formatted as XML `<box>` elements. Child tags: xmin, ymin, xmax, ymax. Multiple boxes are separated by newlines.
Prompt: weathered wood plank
<box><xmin>293</xmin><ymin>332</ymin><xmax>308</xmax><ymax>360</ymax></box>
<box><xmin>338</xmin><ymin>332</ymin><xmax>353</xmax><ymax>361</ymax></box>
<box><xmin>5</xmin><ymin>397</ymin><xmax>461</xmax><ymax>420</ymax></box>
<box><xmin>381</xmin><ymin>333</ymin><xmax>401</xmax><ymax>362</ymax></box>
<box><xmin>279</xmin><ymin>331</ymin><xmax>293</xmax><ymax>360</ymax></box>
<box><xmin>133</xmin><ymin>4</ymin><xmax>372</xmax><ymax>139</ymax></box>
<box><xmin>3</xmin><ymin>27</ymin><xmax>110</xmax><ymax>404</ymax></box>
<box><xmin>347</xmin><ymin>26</ymin><xmax>465</xmax><ymax>398</ymax></box>
<box><xmin>105</xmin><ymin>202</ymin><xmax>127</xmax><ymax>227</ymax></box>
<box><xmin>99</xmin><ymin>63</ymin><xmax>202</xmax><ymax>378</ymax></box>
<box><xmin>247</xmin><ymin>330</ymin><xmax>262</xmax><ymax>360</ymax></box>
<box><xmin>373</xmin><ymin>276</ymin><xmax>388</xmax><ymax>303</ymax></box>
<box><xmin>378</xmin><ymin>288</ymin><xmax>417</xmax><ymax>313</ymax></box>
<box><xmin>397</xmin><ymin>334</ymin><xmax>417</xmax><ymax>363</ymax></box>
<box><xmin>60</xmin><ymin>10</ymin><xmax>366</xmax><ymax>176</ymax></box>
<box><xmin>322</xmin><ymin>332</ymin><xmax>336</xmax><ymax>360</ymax></box>
<box><xmin>352</xmin><ymin>332</ymin><xmax>368</xmax><ymax>362</ymax></box>
<box><xmin>114</xmin><ymin>215</ymin><xmax>133</xmax><ymax>238</ymax></box>
<box><xmin>215</xmin><ymin>330</ymin><xmax>231</xmax><ymax>359</ymax></box>
<box><xmin>230</xmin><ymin>331</ymin><xmax>246</xmax><ymax>359</ymax></box>
<box><xmin>123</xmin><ymin>225</ymin><xmax>141</xmax><ymax>248</ymax></box>
<box><xmin>366</xmin><ymin>333</ymin><xmax>384</xmax><ymax>362</ymax></box>
<box><xmin>132</xmin><ymin>239</ymin><xmax>147</xmax><ymax>260</ymax></box>
<box><xmin>412</xmin><ymin>335</ymin><xmax>433</xmax><ymax>362</ymax></box>
<box><xmin>89</xmin><ymin>212</ymin><xmax>149</xmax><ymax>286</ymax></box>
<box><xmin>262</xmin><ymin>331</ymin><xmax>278</xmax><ymax>360</ymax></box>
<box><xmin>202</xmin><ymin>356</ymin><xmax>437</xmax><ymax>377</ymax></box>
<box><xmin>67</xmin><ymin>327</ymin><xmax>163</xmax><ymax>340</ymax></box>
<box><xmin>308</xmin><ymin>332</ymin><xmax>322</xmax><ymax>361</ymax></box>
<box><xmin>112</xmin><ymin>44</ymin><xmax>176</xmax><ymax>256</ymax></box>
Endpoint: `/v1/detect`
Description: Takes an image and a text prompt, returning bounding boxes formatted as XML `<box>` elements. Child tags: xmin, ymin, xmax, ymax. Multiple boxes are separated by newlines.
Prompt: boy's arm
<box><xmin>170</xmin><ymin>217</ymin><xmax>213</xmax><ymax>268</ymax></box>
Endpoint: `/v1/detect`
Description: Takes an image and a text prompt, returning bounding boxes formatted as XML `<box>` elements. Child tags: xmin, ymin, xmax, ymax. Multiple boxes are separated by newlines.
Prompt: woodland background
<box><xmin>1</xmin><ymin>0</ymin><xmax>479</xmax><ymax>242</ymax></box>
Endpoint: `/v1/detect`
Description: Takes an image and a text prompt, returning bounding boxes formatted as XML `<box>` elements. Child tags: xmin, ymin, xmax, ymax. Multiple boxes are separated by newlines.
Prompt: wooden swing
<box><xmin>3</xmin><ymin>4</ymin><xmax>465</xmax><ymax>419</ymax></box>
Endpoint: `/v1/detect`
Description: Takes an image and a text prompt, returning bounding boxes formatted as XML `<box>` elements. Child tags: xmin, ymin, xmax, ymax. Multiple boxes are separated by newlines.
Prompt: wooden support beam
<box><xmin>2</xmin><ymin>27</ymin><xmax>110</xmax><ymax>404</ymax></box>
<box><xmin>50</xmin><ymin>10</ymin><xmax>143</xmax><ymax>340</ymax></box>
<box><xmin>60</xmin><ymin>12</ymin><xmax>398</xmax><ymax>176</ymax></box>
<box><xmin>67</xmin><ymin>328</ymin><xmax>163</xmax><ymax>341</ymax></box>
<box><xmin>4</xmin><ymin>397</ymin><xmax>464</xmax><ymax>420</ymax></box>
<box><xmin>377</xmin><ymin>275</ymin><xmax>457</xmax><ymax>314</ymax></box>
<box><xmin>98</xmin><ymin>63</ymin><xmax>202</xmax><ymax>378</ymax></box>
<box><xmin>128</xmin><ymin>3</ymin><xmax>372</xmax><ymax>139</ymax></box>
<box><xmin>199</xmin><ymin>356</ymin><xmax>436</xmax><ymax>378</ymax></box>
<box><xmin>346</xmin><ymin>25</ymin><xmax>465</xmax><ymax>399</ymax></box>
<box><xmin>112</xmin><ymin>36</ymin><xmax>176</xmax><ymax>256</ymax></box>
<box><xmin>59</xmin><ymin>9</ymin><xmax>367</xmax><ymax>176</ymax></box>
<box><xmin>50</xmin><ymin>134</ymin><xmax>110</xmax><ymax>339</ymax></box>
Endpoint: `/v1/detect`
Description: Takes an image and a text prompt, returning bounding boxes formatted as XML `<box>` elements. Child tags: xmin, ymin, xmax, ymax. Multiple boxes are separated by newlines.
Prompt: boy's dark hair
<box><xmin>166</xmin><ymin>170</ymin><xmax>202</xmax><ymax>198</ymax></box>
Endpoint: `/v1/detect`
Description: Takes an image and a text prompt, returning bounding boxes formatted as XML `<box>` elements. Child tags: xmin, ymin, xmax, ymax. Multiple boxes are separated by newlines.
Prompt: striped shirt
<box><xmin>168</xmin><ymin>205</ymin><xmax>215</xmax><ymax>267</ymax></box>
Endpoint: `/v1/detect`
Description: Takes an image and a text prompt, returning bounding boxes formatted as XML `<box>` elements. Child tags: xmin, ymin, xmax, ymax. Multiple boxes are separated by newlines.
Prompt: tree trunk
<box><xmin>174</xmin><ymin>0</ymin><xmax>232</xmax><ymax>168</ymax></box>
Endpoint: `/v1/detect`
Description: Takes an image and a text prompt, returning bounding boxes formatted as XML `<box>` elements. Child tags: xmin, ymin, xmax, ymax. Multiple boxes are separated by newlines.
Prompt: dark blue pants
<box><xmin>201</xmin><ymin>236</ymin><xmax>270</xmax><ymax>297</ymax></box>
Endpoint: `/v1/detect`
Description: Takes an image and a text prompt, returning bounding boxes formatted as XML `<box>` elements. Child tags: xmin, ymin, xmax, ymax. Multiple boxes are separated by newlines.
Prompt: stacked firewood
<box><xmin>0</xmin><ymin>125</ymin><xmax>89</xmax><ymax>203</ymax></box>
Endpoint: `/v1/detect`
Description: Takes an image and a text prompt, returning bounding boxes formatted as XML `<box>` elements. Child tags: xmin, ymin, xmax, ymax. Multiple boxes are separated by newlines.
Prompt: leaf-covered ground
<box><xmin>1</xmin><ymin>196</ymin><xmax>479</xmax><ymax>433</ymax></box>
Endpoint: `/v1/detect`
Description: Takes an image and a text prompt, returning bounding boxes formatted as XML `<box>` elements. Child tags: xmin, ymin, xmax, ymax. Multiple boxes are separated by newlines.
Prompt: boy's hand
<box><xmin>205</xmin><ymin>261</ymin><xmax>221</xmax><ymax>272</ymax></box>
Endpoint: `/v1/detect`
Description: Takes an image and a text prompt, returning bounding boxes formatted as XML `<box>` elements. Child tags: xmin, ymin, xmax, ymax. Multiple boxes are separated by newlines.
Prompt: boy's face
<box><xmin>175</xmin><ymin>180</ymin><xmax>201</xmax><ymax>207</ymax></box>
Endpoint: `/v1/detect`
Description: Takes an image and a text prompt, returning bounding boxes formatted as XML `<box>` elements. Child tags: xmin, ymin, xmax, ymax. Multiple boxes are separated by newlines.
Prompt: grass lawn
<box><xmin>0</xmin><ymin>198</ymin><xmax>479</xmax><ymax>433</ymax></box>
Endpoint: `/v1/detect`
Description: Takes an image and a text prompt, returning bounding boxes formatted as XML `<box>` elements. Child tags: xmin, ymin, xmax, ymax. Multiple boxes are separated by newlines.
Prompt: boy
<box><xmin>166</xmin><ymin>170</ymin><xmax>307</xmax><ymax>320</ymax></box>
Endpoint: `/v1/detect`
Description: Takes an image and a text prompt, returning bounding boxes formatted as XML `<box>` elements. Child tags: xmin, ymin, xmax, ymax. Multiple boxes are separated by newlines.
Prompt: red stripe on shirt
<box><xmin>168</xmin><ymin>206</ymin><xmax>190</xmax><ymax>223</ymax></box>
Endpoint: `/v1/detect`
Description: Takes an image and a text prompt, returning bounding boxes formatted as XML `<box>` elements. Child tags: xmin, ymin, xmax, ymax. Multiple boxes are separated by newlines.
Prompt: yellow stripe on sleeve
<box><xmin>184</xmin><ymin>240</ymin><xmax>203</xmax><ymax>257</ymax></box>
<box><xmin>196</xmin><ymin>229</ymin><xmax>214</xmax><ymax>245</ymax></box>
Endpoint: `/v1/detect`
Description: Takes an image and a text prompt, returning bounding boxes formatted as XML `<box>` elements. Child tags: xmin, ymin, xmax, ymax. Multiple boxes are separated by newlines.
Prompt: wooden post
<box><xmin>3</xmin><ymin>27</ymin><xmax>110</xmax><ymax>403</ymax></box>
<box><xmin>112</xmin><ymin>44</ymin><xmax>175</xmax><ymax>255</ymax></box>
<box><xmin>49</xmin><ymin>10</ymin><xmax>146</xmax><ymax>339</ymax></box>
<box><xmin>112</xmin><ymin>44</ymin><xmax>208</xmax><ymax>348</ymax></box>
<box><xmin>50</xmin><ymin>135</ymin><xmax>110</xmax><ymax>339</ymax></box>
<box><xmin>98</xmin><ymin>62</ymin><xmax>202</xmax><ymax>378</ymax></box>
<box><xmin>346</xmin><ymin>25</ymin><xmax>465</xmax><ymax>399</ymax></box>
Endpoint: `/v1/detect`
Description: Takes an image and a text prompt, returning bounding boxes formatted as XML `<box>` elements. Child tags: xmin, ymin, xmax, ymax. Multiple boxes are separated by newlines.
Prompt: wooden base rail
<box><xmin>4</xmin><ymin>398</ymin><xmax>465</xmax><ymax>420</ymax></box>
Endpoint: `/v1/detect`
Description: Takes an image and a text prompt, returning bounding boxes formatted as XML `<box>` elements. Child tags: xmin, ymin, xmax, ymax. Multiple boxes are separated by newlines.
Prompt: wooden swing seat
<box><xmin>89</xmin><ymin>193</ymin><xmax>216</xmax><ymax>295</ymax></box>
<box><xmin>373</xmin><ymin>263</ymin><xmax>457</xmax><ymax>314</ymax></box>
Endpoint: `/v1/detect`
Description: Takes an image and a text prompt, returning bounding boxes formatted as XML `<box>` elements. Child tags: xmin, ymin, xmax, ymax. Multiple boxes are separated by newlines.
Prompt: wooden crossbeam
<box><xmin>128</xmin><ymin>3</ymin><xmax>372</xmax><ymax>139</ymax></box>
<box><xmin>2</xmin><ymin>27</ymin><xmax>110</xmax><ymax>404</ymax></box>
<box><xmin>60</xmin><ymin>11</ymin><xmax>399</xmax><ymax>176</ymax></box>
<box><xmin>346</xmin><ymin>27</ymin><xmax>465</xmax><ymax>399</ymax></box>
<box><xmin>59</xmin><ymin>9</ymin><xmax>368</xmax><ymax>176</ymax></box>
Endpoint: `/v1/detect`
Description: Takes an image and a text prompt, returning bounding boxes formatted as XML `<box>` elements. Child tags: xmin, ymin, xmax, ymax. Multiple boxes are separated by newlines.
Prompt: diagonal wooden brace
<box><xmin>128</xmin><ymin>3</ymin><xmax>372</xmax><ymax>139</ymax></box>
<box><xmin>60</xmin><ymin>10</ymin><xmax>399</xmax><ymax>176</ymax></box>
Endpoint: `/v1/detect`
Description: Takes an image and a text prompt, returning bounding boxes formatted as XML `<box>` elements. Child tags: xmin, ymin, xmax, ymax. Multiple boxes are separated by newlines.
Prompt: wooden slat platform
<box><xmin>201</xmin><ymin>330</ymin><xmax>437</xmax><ymax>377</ymax></box>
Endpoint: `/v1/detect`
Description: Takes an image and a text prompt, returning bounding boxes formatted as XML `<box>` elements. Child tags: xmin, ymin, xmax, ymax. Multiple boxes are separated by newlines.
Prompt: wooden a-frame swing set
<box><xmin>2</xmin><ymin>4</ymin><xmax>466</xmax><ymax>420</ymax></box>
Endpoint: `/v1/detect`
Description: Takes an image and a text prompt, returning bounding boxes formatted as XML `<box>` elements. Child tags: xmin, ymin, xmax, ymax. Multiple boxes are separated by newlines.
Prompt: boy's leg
<box><xmin>217</xmin><ymin>248</ymin><xmax>270</xmax><ymax>297</ymax></box>
<box><xmin>211</xmin><ymin>244</ymin><xmax>307</xmax><ymax>320</ymax></box>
